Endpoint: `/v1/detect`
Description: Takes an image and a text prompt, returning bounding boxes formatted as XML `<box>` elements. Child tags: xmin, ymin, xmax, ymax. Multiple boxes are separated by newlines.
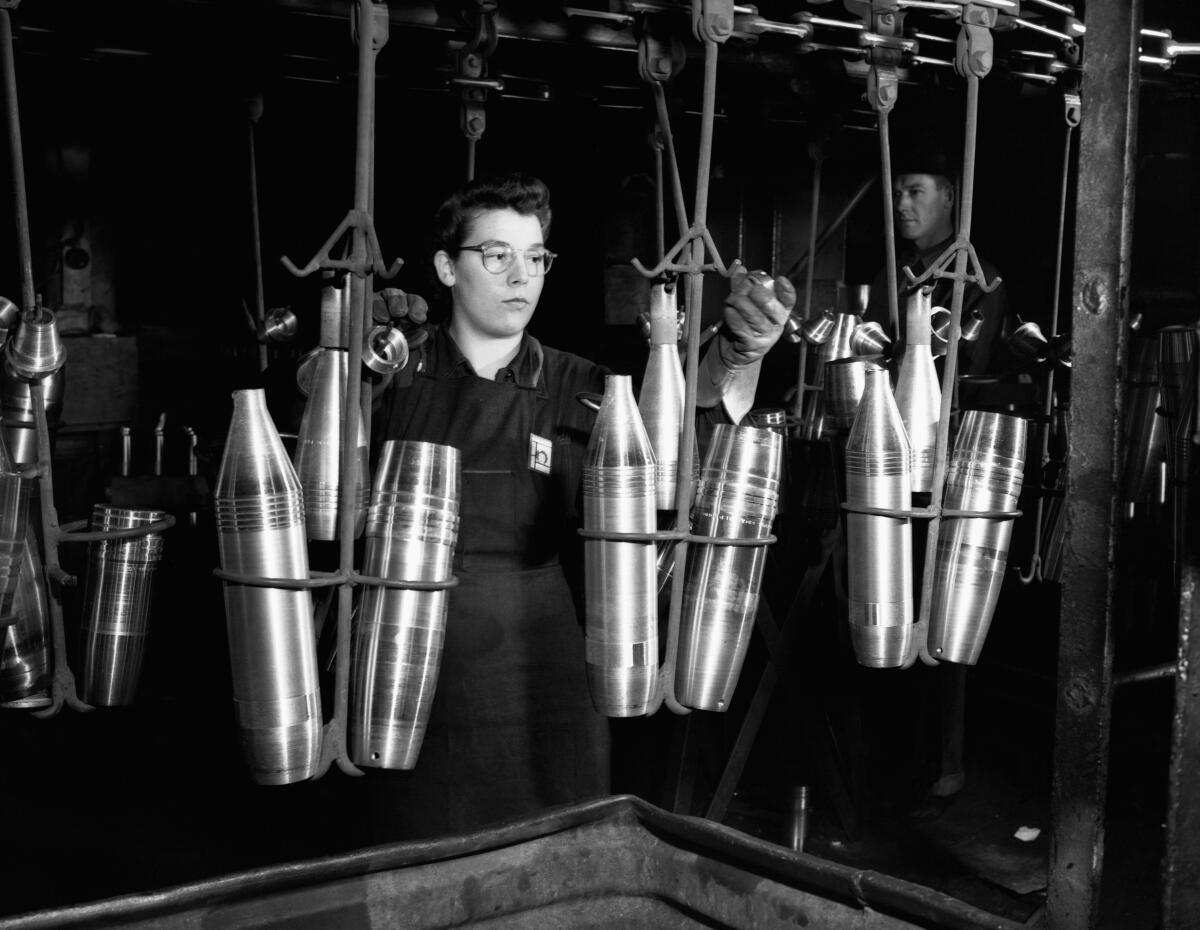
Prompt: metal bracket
<box><xmin>457</xmin><ymin>1</ymin><xmax>499</xmax><ymax>142</ymax></box>
<box><xmin>1063</xmin><ymin>91</ymin><xmax>1081</xmax><ymax>127</ymax></box>
<box><xmin>637</xmin><ymin>14</ymin><xmax>687</xmax><ymax>83</ymax></box>
<box><xmin>956</xmin><ymin>4</ymin><xmax>997</xmax><ymax>77</ymax></box>
<box><xmin>849</xmin><ymin>2</ymin><xmax>908</xmax><ymax>114</ymax></box>
<box><xmin>692</xmin><ymin>0</ymin><xmax>735</xmax><ymax>44</ymax></box>
<box><xmin>351</xmin><ymin>0</ymin><xmax>390</xmax><ymax>53</ymax></box>
<box><xmin>731</xmin><ymin>10</ymin><xmax>812</xmax><ymax>42</ymax></box>
<box><xmin>280</xmin><ymin>209</ymin><xmax>402</xmax><ymax>279</ymax></box>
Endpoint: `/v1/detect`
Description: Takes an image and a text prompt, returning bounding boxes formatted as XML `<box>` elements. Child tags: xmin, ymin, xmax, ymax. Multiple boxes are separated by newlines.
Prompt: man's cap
<box><xmin>892</xmin><ymin>143</ymin><xmax>959</xmax><ymax>182</ymax></box>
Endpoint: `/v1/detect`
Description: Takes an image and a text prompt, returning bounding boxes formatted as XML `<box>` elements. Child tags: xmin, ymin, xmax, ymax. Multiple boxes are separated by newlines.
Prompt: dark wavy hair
<box><xmin>426</xmin><ymin>173</ymin><xmax>552</xmax><ymax>322</ymax></box>
<box><xmin>431</xmin><ymin>172</ymin><xmax>553</xmax><ymax>256</ymax></box>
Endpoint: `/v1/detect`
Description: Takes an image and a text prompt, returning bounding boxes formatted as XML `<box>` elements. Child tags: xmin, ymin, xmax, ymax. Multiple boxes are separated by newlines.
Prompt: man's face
<box><xmin>892</xmin><ymin>173</ymin><xmax>954</xmax><ymax>247</ymax></box>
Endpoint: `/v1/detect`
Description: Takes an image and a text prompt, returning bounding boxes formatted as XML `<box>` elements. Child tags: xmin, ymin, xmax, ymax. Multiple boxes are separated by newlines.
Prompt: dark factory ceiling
<box><xmin>6</xmin><ymin>0</ymin><xmax>1200</xmax><ymax>116</ymax></box>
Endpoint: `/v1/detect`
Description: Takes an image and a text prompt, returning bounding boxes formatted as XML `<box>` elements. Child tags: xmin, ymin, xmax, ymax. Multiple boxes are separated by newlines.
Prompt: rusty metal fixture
<box><xmin>582</xmin><ymin>374</ymin><xmax>658</xmax><ymax>717</ymax></box>
<box><xmin>1049</xmin><ymin>2</ymin><xmax>1140</xmax><ymax>925</ymax></box>
<box><xmin>350</xmin><ymin>440</ymin><xmax>460</xmax><ymax>770</ymax></box>
<box><xmin>215</xmin><ymin>388</ymin><xmax>322</xmax><ymax>786</ymax></box>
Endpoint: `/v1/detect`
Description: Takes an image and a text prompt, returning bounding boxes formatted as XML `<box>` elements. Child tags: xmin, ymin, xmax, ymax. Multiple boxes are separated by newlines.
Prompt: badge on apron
<box><xmin>528</xmin><ymin>433</ymin><xmax>552</xmax><ymax>475</ymax></box>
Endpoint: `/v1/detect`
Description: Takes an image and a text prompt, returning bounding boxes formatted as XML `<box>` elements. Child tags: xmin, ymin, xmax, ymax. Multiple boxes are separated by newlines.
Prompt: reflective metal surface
<box><xmin>850</xmin><ymin>321</ymin><xmax>891</xmax><ymax>357</ymax></box>
<box><xmin>931</xmin><ymin>307</ymin><xmax>984</xmax><ymax>359</ymax></box>
<box><xmin>0</xmin><ymin>470</ymin><xmax>32</xmax><ymax>621</ymax></box>
<box><xmin>845</xmin><ymin>366</ymin><xmax>912</xmax><ymax>667</ymax></box>
<box><xmin>640</xmin><ymin>283</ymin><xmax>686</xmax><ymax>511</ymax></box>
<box><xmin>319</xmin><ymin>273</ymin><xmax>352</xmax><ymax>349</ymax></box>
<box><xmin>0</xmin><ymin>527</ymin><xmax>50</xmax><ymax>708</ymax></box>
<box><xmin>795</xmin><ymin>312</ymin><xmax>861</xmax><ymax>441</ymax></box>
<box><xmin>0</xmin><ymin>428</ymin><xmax>45</xmax><ymax>708</ymax></box>
<box><xmin>2</xmin><ymin>367</ymin><xmax>64</xmax><ymax>465</ymax></box>
<box><xmin>928</xmin><ymin>411</ymin><xmax>1028</xmax><ymax>665</ymax></box>
<box><xmin>363</xmin><ymin>324</ymin><xmax>409</xmax><ymax>375</ymax></box>
<box><xmin>894</xmin><ymin>287</ymin><xmax>941</xmax><ymax>493</ymax></box>
<box><xmin>823</xmin><ymin>356</ymin><xmax>883</xmax><ymax>430</ymax></box>
<box><xmin>583</xmin><ymin>374</ymin><xmax>658</xmax><ymax>717</ymax></box>
<box><xmin>4</xmin><ymin>307</ymin><xmax>66</xmax><ymax>380</ymax></box>
<box><xmin>261</xmin><ymin>307</ymin><xmax>298</xmax><ymax>343</ymax></box>
<box><xmin>746</xmin><ymin>408</ymin><xmax>789</xmax><ymax>514</ymax></box>
<box><xmin>1007</xmin><ymin>319</ymin><xmax>1051</xmax><ymax>362</ymax></box>
<box><xmin>78</xmin><ymin>506</ymin><xmax>166</xmax><ymax>706</ymax></box>
<box><xmin>0</xmin><ymin>296</ymin><xmax>19</xmax><ymax>339</ymax></box>
<box><xmin>292</xmin><ymin>347</ymin><xmax>369</xmax><ymax>541</ymax></box>
<box><xmin>350</xmin><ymin>440</ymin><xmax>460</xmax><ymax>770</ymax></box>
<box><xmin>215</xmin><ymin>388</ymin><xmax>321</xmax><ymax>786</ymax></box>
<box><xmin>676</xmin><ymin>425</ymin><xmax>781</xmax><ymax>711</ymax></box>
<box><xmin>800</xmin><ymin>308</ymin><xmax>836</xmax><ymax>345</ymax></box>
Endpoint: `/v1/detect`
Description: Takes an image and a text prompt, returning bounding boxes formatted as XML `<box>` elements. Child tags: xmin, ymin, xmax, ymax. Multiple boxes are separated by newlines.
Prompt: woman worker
<box><xmin>369</xmin><ymin>172</ymin><xmax>794</xmax><ymax>839</ymax></box>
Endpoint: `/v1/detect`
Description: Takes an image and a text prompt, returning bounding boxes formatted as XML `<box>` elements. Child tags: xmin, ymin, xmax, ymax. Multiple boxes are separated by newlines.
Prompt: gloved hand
<box><xmin>371</xmin><ymin>287</ymin><xmax>429</xmax><ymax>329</ymax></box>
<box><xmin>718</xmin><ymin>269</ymin><xmax>796</xmax><ymax>370</ymax></box>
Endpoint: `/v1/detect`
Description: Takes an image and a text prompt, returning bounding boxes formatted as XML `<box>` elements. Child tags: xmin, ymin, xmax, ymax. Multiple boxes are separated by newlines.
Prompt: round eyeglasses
<box><xmin>458</xmin><ymin>245</ymin><xmax>557</xmax><ymax>277</ymax></box>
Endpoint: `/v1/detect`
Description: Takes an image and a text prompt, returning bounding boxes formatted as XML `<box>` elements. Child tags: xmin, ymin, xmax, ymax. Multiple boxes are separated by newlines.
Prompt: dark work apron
<box><xmin>368</xmin><ymin>336</ymin><xmax>610</xmax><ymax>840</ymax></box>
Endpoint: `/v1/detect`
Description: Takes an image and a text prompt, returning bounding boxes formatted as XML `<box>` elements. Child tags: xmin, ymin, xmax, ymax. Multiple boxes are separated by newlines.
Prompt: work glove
<box><xmin>717</xmin><ymin>269</ymin><xmax>796</xmax><ymax>370</ymax></box>
<box><xmin>371</xmin><ymin>287</ymin><xmax>429</xmax><ymax>330</ymax></box>
<box><xmin>696</xmin><ymin>269</ymin><xmax>795</xmax><ymax>423</ymax></box>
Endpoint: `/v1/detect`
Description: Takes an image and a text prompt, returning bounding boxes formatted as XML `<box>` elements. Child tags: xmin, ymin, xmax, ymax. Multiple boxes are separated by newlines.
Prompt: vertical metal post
<box><xmin>326</xmin><ymin>0</ymin><xmax>384</xmax><ymax>777</ymax></box>
<box><xmin>0</xmin><ymin>8</ymin><xmax>34</xmax><ymax>314</ymax></box>
<box><xmin>247</xmin><ymin>98</ymin><xmax>269</xmax><ymax>373</ymax></box>
<box><xmin>1048</xmin><ymin>2</ymin><xmax>1141</xmax><ymax>927</ymax></box>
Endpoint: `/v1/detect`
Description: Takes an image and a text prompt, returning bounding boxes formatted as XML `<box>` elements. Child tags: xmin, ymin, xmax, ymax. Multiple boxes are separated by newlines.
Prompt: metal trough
<box><xmin>0</xmin><ymin>796</ymin><xmax>1023</xmax><ymax>930</ymax></box>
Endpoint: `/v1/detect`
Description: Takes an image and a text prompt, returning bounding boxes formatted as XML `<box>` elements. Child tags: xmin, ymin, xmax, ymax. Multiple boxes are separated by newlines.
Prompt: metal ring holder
<box><xmin>212</xmin><ymin>567</ymin><xmax>458</xmax><ymax>593</ymax></box>
<box><xmin>362</xmin><ymin>324</ymin><xmax>409</xmax><ymax>374</ymax></box>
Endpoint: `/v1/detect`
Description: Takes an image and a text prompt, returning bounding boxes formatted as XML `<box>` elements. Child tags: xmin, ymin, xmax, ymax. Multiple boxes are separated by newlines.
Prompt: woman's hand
<box><xmin>718</xmin><ymin>269</ymin><xmax>796</xmax><ymax>370</ymax></box>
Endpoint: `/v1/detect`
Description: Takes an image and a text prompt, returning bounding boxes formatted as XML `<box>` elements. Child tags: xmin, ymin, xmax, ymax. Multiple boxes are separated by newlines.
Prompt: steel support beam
<box><xmin>1047</xmin><ymin>2</ymin><xmax>1141</xmax><ymax>928</ymax></box>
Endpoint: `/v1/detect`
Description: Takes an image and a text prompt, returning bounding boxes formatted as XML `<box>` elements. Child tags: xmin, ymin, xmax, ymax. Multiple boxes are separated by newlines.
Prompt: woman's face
<box><xmin>435</xmin><ymin>208</ymin><xmax>546</xmax><ymax>342</ymax></box>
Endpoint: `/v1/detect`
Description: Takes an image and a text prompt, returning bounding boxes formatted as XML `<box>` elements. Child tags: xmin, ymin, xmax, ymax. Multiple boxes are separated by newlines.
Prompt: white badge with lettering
<box><xmin>529</xmin><ymin>434</ymin><xmax>552</xmax><ymax>475</ymax></box>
